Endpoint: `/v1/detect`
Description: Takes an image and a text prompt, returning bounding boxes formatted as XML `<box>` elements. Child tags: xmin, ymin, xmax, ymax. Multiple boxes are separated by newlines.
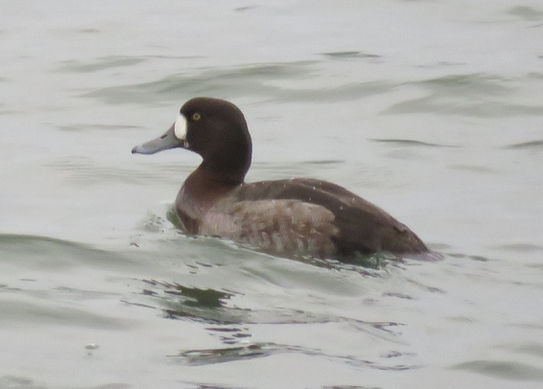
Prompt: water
<box><xmin>1</xmin><ymin>0</ymin><xmax>543</xmax><ymax>388</ymax></box>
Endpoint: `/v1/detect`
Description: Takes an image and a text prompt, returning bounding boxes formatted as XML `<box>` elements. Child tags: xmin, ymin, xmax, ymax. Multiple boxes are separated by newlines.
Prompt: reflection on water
<box><xmin>171</xmin><ymin>340</ymin><xmax>420</xmax><ymax>371</ymax></box>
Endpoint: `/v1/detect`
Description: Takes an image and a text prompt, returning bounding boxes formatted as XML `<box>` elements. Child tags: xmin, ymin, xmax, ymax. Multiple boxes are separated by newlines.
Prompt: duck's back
<box><xmin>228</xmin><ymin>178</ymin><xmax>428</xmax><ymax>258</ymax></box>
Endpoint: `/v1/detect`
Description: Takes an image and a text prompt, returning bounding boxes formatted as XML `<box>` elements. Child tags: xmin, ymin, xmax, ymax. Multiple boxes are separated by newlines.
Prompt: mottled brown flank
<box><xmin>204</xmin><ymin>200</ymin><xmax>339</xmax><ymax>258</ymax></box>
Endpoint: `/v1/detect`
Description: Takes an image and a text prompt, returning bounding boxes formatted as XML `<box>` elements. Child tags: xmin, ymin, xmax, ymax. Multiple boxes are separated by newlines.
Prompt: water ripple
<box><xmin>385</xmin><ymin>73</ymin><xmax>543</xmax><ymax>117</ymax></box>
<box><xmin>503</xmin><ymin>140</ymin><xmax>543</xmax><ymax>150</ymax></box>
<box><xmin>370</xmin><ymin>139</ymin><xmax>458</xmax><ymax>148</ymax></box>
<box><xmin>81</xmin><ymin>62</ymin><xmax>396</xmax><ymax>105</ymax></box>
<box><xmin>453</xmin><ymin>360</ymin><xmax>543</xmax><ymax>381</ymax></box>
<box><xmin>56</xmin><ymin>55</ymin><xmax>145</xmax><ymax>73</ymax></box>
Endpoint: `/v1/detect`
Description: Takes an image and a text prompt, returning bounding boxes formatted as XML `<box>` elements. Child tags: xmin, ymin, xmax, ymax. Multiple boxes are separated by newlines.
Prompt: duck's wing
<box><xmin>234</xmin><ymin>178</ymin><xmax>428</xmax><ymax>256</ymax></box>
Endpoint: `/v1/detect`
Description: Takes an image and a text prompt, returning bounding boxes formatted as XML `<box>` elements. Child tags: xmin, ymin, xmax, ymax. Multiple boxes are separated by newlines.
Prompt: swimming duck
<box><xmin>132</xmin><ymin>97</ymin><xmax>428</xmax><ymax>260</ymax></box>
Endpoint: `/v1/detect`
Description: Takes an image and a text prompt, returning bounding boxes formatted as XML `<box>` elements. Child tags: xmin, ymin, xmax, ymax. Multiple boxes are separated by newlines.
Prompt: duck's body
<box><xmin>132</xmin><ymin>97</ymin><xmax>428</xmax><ymax>260</ymax></box>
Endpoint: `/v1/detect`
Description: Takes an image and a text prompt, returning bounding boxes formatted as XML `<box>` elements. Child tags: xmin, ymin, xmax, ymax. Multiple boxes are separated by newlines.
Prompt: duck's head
<box><xmin>132</xmin><ymin>97</ymin><xmax>253</xmax><ymax>184</ymax></box>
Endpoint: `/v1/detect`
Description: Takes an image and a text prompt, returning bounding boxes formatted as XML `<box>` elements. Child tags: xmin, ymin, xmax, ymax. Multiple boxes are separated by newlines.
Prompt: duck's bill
<box><xmin>131</xmin><ymin>123</ymin><xmax>185</xmax><ymax>155</ymax></box>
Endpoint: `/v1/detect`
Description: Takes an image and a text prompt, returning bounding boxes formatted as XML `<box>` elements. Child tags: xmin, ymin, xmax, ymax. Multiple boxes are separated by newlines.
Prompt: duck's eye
<box><xmin>192</xmin><ymin>113</ymin><xmax>201</xmax><ymax>121</ymax></box>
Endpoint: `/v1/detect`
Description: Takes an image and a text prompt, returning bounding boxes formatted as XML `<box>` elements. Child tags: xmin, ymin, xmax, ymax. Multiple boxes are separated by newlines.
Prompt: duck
<box><xmin>132</xmin><ymin>97</ymin><xmax>428</xmax><ymax>261</ymax></box>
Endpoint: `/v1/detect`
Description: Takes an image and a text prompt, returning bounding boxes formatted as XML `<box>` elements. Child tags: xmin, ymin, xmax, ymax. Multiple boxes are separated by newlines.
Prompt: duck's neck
<box><xmin>201</xmin><ymin>159</ymin><xmax>248</xmax><ymax>187</ymax></box>
<box><xmin>175</xmin><ymin>165</ymin><xmax>244</xmax><ymax>232</ymax></box>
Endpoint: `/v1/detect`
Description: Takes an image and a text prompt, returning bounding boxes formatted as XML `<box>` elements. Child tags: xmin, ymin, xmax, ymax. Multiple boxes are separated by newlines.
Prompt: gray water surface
<box><xmin>1</xmin><ymin>1</ymin><xmax>543</xmax><ymax>388</ymax></box>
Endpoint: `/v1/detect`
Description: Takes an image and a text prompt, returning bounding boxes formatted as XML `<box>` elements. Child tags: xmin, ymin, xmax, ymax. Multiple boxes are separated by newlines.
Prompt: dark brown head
<box><xmin>132</xmin><ymin>97</ymin><xmax>253</xmax><ymax>184</ymax></box>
